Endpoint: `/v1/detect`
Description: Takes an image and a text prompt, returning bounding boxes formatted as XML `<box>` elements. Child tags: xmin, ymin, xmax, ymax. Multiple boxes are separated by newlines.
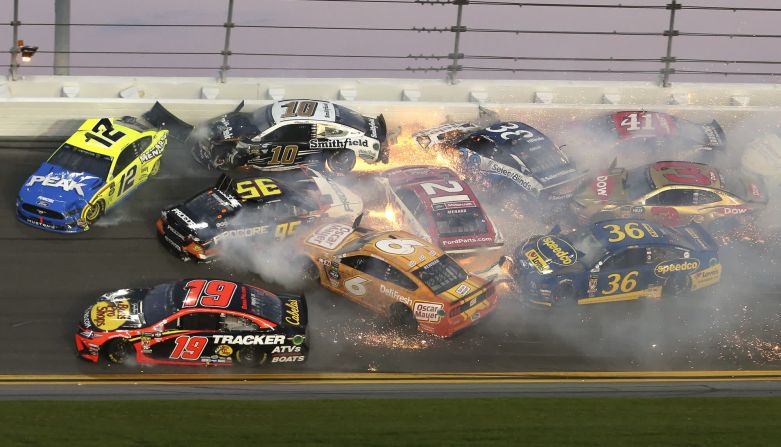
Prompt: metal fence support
<box><xmin>447</xmin><ymin>0</ymin><xmax>467</xmax><ymax>85</ymax></box>
<box><xmin>219</xmin><ymin>0</ymin><xmax>235</xmax><ymax>83</ymax></box>
<box><xmin>661</xmin><ymin>0</ymin><xmax>681</xmax><ymax>87</ymax></box>
<box><xmin>54</xmin><ymin>0</ymin><xmax>71</xmax><ymax>75</ymax></box>
<box><xmin>8</xmin><ymin>0</ymin><xmax>20</xmax><ymax>81</ymax></box>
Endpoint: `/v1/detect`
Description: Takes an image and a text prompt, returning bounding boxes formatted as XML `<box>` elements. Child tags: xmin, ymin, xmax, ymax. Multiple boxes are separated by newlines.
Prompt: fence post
<box><xmin>447</xmin><ymin>0</ymin><xmax>467</xmax><ymax>85</ymax></box>
<box><xmin>8</xmin><ymin>0</ymin><xmax>20</xmax><ymax>81</ymax></box>
<box><xmin>54</xmin><ymin>0</ymin><xmax>71</xmax><ymax>75</ymax></box>
<box><xmin>219</xmin><ymin>0</ymin><xmax>235</xmax><ymax>83</ymax></box>
<box><xmin>661</xmin><ymin>0</ymin><xmax>681</xmax><ymax>87</ymax></box>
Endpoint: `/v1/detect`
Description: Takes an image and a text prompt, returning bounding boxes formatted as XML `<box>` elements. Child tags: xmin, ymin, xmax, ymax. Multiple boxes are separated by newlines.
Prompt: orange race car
<box><xmin>298</xmin><ymin>222</ymin><xmax>499</xmax><ymax>337</ymax></box>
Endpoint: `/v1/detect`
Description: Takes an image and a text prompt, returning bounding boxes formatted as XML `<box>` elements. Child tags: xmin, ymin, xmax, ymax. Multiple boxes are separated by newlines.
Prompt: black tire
<box><xmin>550</xmin><ymin>281</ymin><xmax>576</xmax><ymax>307</ymax></box>
<box><xmin>83</xmin><ymin>200</ymin><xmax>105</xmax><ymax>226</ymax></box>
<box><xmin>326</xmin><ymin>149</ymin><xmax>357</xmax><ymax>174</ymax></box>
<box><xmin>663</xmin><ymin>273</ymin><xmax>691</xmax><ymax>298</ymax></box>
<box><xmin>389</xmin><ymin>303</ymin><xmax>418</xmax><ymax>333</ymax></box>
<box><xmin>234</xmin><ymin>346</ymin><xmax>267</xmax><ymax>367</ymax></box>
<box><xmin>103</xmin><ymin>338</ymin><xmax>133</xmax><ymax>365</ymax></box>
<box><xmin>297</xmin><ymin>257</ymin><xmax>321</xmax><ymax>287</ymax></box>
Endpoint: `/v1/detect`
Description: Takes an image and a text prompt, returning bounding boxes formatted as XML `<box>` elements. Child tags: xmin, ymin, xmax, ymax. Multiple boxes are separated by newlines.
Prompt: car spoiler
<box><xmin>701</xmin><ymin>120</ymin><xmax>727</xmax><ymax>151</ymax></box>
<box><xmin>278</xmin><ymin>292</ymin><xmax>308</xmax><ymax>329</ymax></box>
<box><xmin>142</xmin><ymin>101</ymin><xmax>194</xmax><ymax>142</ymax></box>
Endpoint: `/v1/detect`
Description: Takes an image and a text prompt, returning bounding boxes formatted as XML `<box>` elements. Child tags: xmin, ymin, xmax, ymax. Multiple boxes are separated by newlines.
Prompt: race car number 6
<box><xmin>344</xmin><ymin>276</ymin><xmax>369</xmax><ymax>296</ymax></box>
<box><xmin>375</xmin><ymin>239</ymin><xmax>424</xmax><ymax>255</ymax></box>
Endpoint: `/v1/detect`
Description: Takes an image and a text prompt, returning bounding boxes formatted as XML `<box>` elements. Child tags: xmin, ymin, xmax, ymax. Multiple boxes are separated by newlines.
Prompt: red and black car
<box><xmin>381</xmin><ymin>166</ymin><xmax>503</xmax><ymax>254</ymax></box>
<box><xmin>75</xmin><ymin>279</ymin><xmax>308</xmax><ymax>367</ymax></box>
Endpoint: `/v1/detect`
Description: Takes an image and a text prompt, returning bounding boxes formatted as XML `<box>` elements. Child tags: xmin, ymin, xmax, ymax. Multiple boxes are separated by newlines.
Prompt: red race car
<box><xmin>380</xmin><ymin>166</ymin><xmax>503</xmax><ymax>255</ymax></box>
<box><xmin>75</xmin><ymin>279</ymin><xmax>308</xmax><ymax>367</ymax></box>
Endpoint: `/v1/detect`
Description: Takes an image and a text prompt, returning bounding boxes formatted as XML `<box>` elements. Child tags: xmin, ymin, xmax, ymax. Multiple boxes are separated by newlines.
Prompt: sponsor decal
<box><xmin>272</xmin><ymin>345</ymin><xmax>302</xmax><ymax>353</ymax></box>
<box><xmin>690</xmin><ymin>264</ymin><xmax>722</xmax><ymax>291</ymax></box>
<box><xmin>470</xmin><ymin>312</ymin><xmax>481</xmax><ymax>322</ymax></box>
<box><xmin>587</xmin><ymin>276</ymin><xmax>598</xmax><ymax>297</ymax></box>
<box><xmin>36</xmin><ymin>196</ymin><xmax>54</xmax><ymax>207</ymax></box>
<box><xmin>367</xmin><ymin>118</ymin><xmax>379</xmax><ymax>139</ymax></box>
<box><xmin>489</xmin><ymin>162</ymin><xmax>534</xmax><ymax>192</ymax></box>
<box><xmin>380</xmin><ymin>284</ymin><xmax>412</xmax><ymax>306</ymax></box>
<box><xmin>720</xmin><ymin>207</ymin><xmax>748</xmax><ymax>215</ymax></box>
<box><xmin>441</xmin><ymin>237</ymin><xmax>494</xmax><ymax>246</ymax></box>
<box><xmin>536</xmin><ymin>236</ymin><xmax>577</xmax><ymax>266</ymax></box>
<box><xmin>215</xmin><ymin>344</ymin><xmax>233</xmax><ymax>357</ymax></box>
<box><xmin>632</xmin><ymin>206</ymin><xmax>644</xmax><ymax>214</ymax></box>
<box><xmin>413</xmin><ymin>301</ymin><xmax>445</xmax><ymax>323</ymax></box>
<box><xmin>455</xmin><ymin>284</ymin><xmax>471</xmax><ymax>297</ymax></box>
<box><xmin>140</xmin><ymin>146</ymin><xmax>164</xmax><ymax>163</ymax></box>
<box><xmin>212</xmin><ymin>225</ymin><xmax>270</xmax><ymax>245</ymax></box>
<box><xmin>211</xmin><ymin>334</ymin><xmax>286</xmax><ymax>345</ymax></box>
<box><xmin>540</xmin><ymin>168</ymin><xmax>577</xmax><ymax>183</ymax></box>
<box><xmin>26</xmin><ymin>174</ymin><xmax>92</xmax><ymax>197</ymax></box>
<box><xmin>90</xmin><ymin>299</ymin><xmax>131</xmax><ymax>331</ymax></box>
<box><xmin>219</xmin><ymin>116</ymin><xmax>233</xmax><ymax>140</ymax></box>
<box><xmin>307</xmin><ymin>223</ymin><xmax>353</xmax><ymax>249</ymax></box>
<box><xmin>593</xmin><ymin>175</ymin><xmax>612</xmax><ymax>202</ymax></box>
<box><xmin>525</xmin><ymin>248</ymin><xmax>550</xmax><ymax>273</ymax></box>
<box><xmin>24</xmin><ymin>217</ymin><xmax>58</xmax><ymax>229</ymax></box>
<box><xmin>284</xmin><ymin>300</ymin><xmax>301</xmax><ymax>326</ymax></box>
<box><xmin>309</xmin><ymin>138</ymin><xmax>368</xmax><ymax>149</ymax></box>
<box><xmin>165</xmin><ymin>225</ymin><xmax>185</xmax><ymax>241</ymax></box>
<box><xmin>163</xmin><ymin>236</ymin><xmax>182</xmax><ymax>251</ymax></box>
<box><xmin>702</xmin><ymin>125</ymin><xmax>722</xmax><ymax>147</ymax></box>
<box><xmin>654</xmin><ymin>258</ymin><xmax>700</xmax><ymax>277</ymax></box>
<box><xmin>642</xmin><ymin>223</ymin><xmax>659</xmax><ymax>238</ymax></box>
<box><xmin>750</xmin><ymin>183</ymin><xmax>761</xmax><ymax>198</ymax></box>
<box><xmin>271</xmin><ymin>355</ymin><xmax>306</xmax><ymax>363</ymax></box>
<box><xmin>172</xmin><ymin>208</ymin><xmax>197</xmax><ymax>228</ymax></box>
<box><xmin>684</xmin><ymin>227</ymin><xmax>709</xmax><ymax>250</ymax></box>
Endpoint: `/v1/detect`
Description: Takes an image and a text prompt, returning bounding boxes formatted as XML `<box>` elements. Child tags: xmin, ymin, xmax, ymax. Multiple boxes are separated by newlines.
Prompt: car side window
<box><xmin>132</xmin><ymin>136</ymin><xmax>153</xmax><ymax>157</ymax></box>
<box><xmin>175</xmin><ymin>312</ymin><xmax>221</xmax><ymax>331</ymax></box>
<box><xmin>602</xmin><ymin>247</ymin><xmax>647</xmax><ymax>270</ymax></box>
<box><xmin>221</xmin><ymin>315</ymin><xmax>260</xmax><ymax>332</ymax></box>
<box><xmin>113</xmin><ymin>145</ymin><xmax>137</xmax><ymax>175</ymax></box>
<box><xmin>341</xmin><ymin>255</ymin><xmax>417</xmax><ymax>290</ymax></box>
<box><xmin>265</xmin><ymin>123</ymin><xmax>313</xmax><ymax>142</ymax></box>
<box><xmin>384</xmin><ymin>266</ymin><xmax>418</xmax><ymax>290</ymax></box>
<box><xmin>693</xmin><ymin>190</ymin><xmax>721</xmax><ymax>205</ymax></box>
<box><xmin>645</xmin><ymin>189</ymin><xmax>694</xmax><ymax>206</ymax></box>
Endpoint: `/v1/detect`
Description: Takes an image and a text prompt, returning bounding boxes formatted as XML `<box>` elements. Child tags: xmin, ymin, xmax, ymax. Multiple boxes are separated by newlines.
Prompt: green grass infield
<box><xmin>2</xmin><ymin>397</ymin><xmax>780</xmax><ymax>446</ymax></box>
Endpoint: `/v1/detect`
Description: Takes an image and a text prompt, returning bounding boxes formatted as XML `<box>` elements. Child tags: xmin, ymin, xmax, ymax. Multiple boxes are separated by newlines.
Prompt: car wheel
<box><xmin>103</xmin><ymin>338</ymin><xmax>133</xmax><ymax>365</ymax></box>
<box><xmin>83</xmin><ymin>200</ymin><xmax>105</xmax><ymax>226</ymax></box>
<box><xmin>297</xmin><ymin>257</ymin><xmax>321</xmax><ymax>286</ymax></box>
<box><xmin>663</xmin><ymin>273</ymin><xmax>691</xmax><ymax>298</ymax></box>
<box><xmin>149</xmin><ymin>158</ymin><xmax>161</xmax><ymax>176</ymax></box>
<box><xmin>550</xmin><ymin>281</ymin><xmax>576</xmax><ymax>307</ymax></box>
<box><xmin>389</xmin><ymin>303</ymin><xmax>418</xmax><ymax>333</ymax></box>
<box><xmin>326</xmin><ymin>149</ymin><xmax>357</xmax><ymax>174</ymax></box>
<box><xmin>235</xmin><ymin>346</ymin><xmax>267</xmax><ymax>367</ymax></box>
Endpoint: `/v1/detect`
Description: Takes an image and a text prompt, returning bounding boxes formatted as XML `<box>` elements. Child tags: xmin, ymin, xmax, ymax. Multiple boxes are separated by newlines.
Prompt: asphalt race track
<box><xmin>1</xmin><ymin>138</ymin><xmax>780</xmax><ymax>398</ymax></box>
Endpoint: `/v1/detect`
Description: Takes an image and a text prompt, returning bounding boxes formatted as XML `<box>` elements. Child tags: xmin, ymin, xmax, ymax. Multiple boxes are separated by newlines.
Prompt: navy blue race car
<box><xmin>511</xmin><ymin>219</ymin><xmax>722</xmax><ymax>308</ymax></box>
<box><xmin>413</xmin><ymin>121</ymin><xmax>581</xmax><ymax>201</ymax></box>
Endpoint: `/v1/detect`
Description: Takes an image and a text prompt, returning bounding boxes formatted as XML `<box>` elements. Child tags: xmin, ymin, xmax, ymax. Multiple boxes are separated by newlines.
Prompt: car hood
<box><xmin>573</xmin><ymin>169</ymin><xmax>628</xmax><ymax>206</ymax></box>
<box><xmin>163</xmin><ymin>192</ymin><xmax>242</xmax><ymax>242</ymax></box>
<box><xmin>81</xmin><ymin>289</ymin><xmax>146</xmax><ymax>332</ymax></box>
<box><xmin>18</xmin><ymin>163</ymin><xmax>105</xmax><ymax>212</ymax></box>
<box><xmin>515</xmin><ymin>234</ymin><xmax>586</xmax><ymax>276</ymax></box>
<box><xmin>205</xmin><ymin>112</ymin><xmax>261</xmax><ymax>143</ymax></box>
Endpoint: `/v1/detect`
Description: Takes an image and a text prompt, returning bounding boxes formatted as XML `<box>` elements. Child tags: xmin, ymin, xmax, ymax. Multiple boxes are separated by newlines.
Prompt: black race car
<box><xmin>190</xmin><ymin>99</ymin><xmax>388</xmax><ymax>172</ymax></box>
<box><xmin>156</xmin><ymin>166</ymin><xmax>363</xmax><ymax>262</ymax></box>
<box><xmin>413</xmin><ymin>121</ymin><xmax>581</xmax><ymax>201</ymax></box>
<box><xmin>75</xmin><ymin>278</ymin><xmax>308</xmax><ymax>367</ymax></box>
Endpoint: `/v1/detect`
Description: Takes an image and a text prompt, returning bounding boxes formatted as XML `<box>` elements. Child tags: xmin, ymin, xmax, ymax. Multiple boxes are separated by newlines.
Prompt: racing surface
<box><xmin>1</xmin><ymin>132</ymin><xmax>780</xmax><ymax>381</ymax></box>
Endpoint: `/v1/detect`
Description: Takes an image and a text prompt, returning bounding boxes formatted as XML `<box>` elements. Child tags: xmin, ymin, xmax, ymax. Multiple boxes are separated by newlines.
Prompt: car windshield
<box><xmin>515</xmin><ymin>139</ymin><xmax>570</xmax><ymax>175</ymax></box>
<box><xmin>184</xmin><ymin>190</ymin><xmax>240</xmax><ymax>222</ymax></box>
<box><xmin>334</xmin><ymin>104</ymin><xmax>368</xmax><ymax>132</ymax></box>
<box><xmin>434</xmin><ymin>208</ymin><xmax>488</xmax><ymax>237</ymax></box>
<box><xmin>627</xmin><ymin>166</ymin><xmax>655</xmax><ymax>201</ymax></box>
<box><xmin>250</xmin><ymin>104</ymin><xmax>275</xmax><ymax>132</ymax></box>
<box><xmin>659</xmin><ymin>225</ymin><xmax>696</xmax><ymax>251</ymax></box>
<box><xmin>247</xmin><ymin>287</ymin><xmax>283</xmax><ymax>324</ymax></box>
<box><xmin>48</xmin><ymin>143</ymin><xmax>112</xmax><ymax>179</ymax></box>
<box><xmin>140</xmin><ymin>283</ymin><xmax>178</xmax><ymax>325</ymax></box>
<box><xmin>412</xmin><ymin>256</ymin><xmax>468</xmax><ymax>295</ymax></box>
<box><xmin>568</xmin><ymin>229</ymin><xmax>605</xmax><ymax>268</ymax></box>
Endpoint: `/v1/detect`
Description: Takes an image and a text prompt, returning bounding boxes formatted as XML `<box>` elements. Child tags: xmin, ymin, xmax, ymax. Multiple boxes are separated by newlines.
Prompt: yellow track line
<box><xmin>0</xmin><ymin>370</ymin><xmax>780</xmax><ymax>385</ymax></box>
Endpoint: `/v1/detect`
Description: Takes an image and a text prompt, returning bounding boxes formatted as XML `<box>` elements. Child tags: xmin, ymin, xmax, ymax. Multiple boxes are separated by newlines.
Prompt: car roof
<box><xmin>471</xmin><ymin>121</ymin><xmax>551</xmax><ymax>147</ymax></box>
<box><xmin>647</xmin><ymin>161</ymin><xmax>724</xmax><ymax>190</ymax></box>
<box><xmin>386</xmin><ymin>166</ymin><xmax>480</xmax><ymax>212</ymax></box>
<box><xmin>216</xmin><ymin>167</ymin><xmax>322</xmax><ymax>205</ymax></box>
<box><xmin>270</xmin><ymin>99</ymin><xmax>337</xmax><ymax>124</ymax></box>
<box><xmin>591</xmin><ymin>219</ymin><xmax>677</xmax><ymax>249</ymax></box>
<box><xmin>64</xmin><ymin>118</ymin><xmax>145</xmax><ymax>157</ymax></box>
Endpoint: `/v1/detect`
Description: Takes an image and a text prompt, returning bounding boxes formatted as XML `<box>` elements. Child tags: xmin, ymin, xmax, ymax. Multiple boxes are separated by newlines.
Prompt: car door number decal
<box><xmin>269</xmin><ymin>145</ymin><xmax>298</xmax><ymax>165</ymax></box>
<box><xmin>117</xmin><ymin>165</ymin><xmax>137</xmax><ymax>196</ymax></box>
<box><xmin>344</xmin><ymin>276</ymin><xmax>369</xmax><ymax>296</ymax></box>
<box><xmin>182</xmin><ymin>279</ymin><xmax>236</xmax><ymax>308</ymax></box>
<box><xmin>170</xmin><ymin>336</ymin><xmax>208</xmax><ymax>360</ymax></box>
<box><xmin>601</xmin><ymin>271</ymin><xmax>639</xmax><ymax>295</ymax></box>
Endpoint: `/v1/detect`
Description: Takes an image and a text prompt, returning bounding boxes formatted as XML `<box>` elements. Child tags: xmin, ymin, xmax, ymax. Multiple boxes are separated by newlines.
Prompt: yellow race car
<box><xmin>298</xmin><ymin>222</ymin><xmax>499</xmax><ymax>337</ymax></box>
<box><xmin>571</xmin><ymin>160</ymin><xmax>768</xmax><ymax>229</ymax></box>
<box><xmin>17</xmin><ymin>107</ymin><xmax>171</xmax><ymax>233</ymax></box>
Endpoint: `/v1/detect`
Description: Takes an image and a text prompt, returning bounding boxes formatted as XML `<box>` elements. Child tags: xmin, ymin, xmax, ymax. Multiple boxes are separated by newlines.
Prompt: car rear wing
<box><xmin>278</xmin><ymin>293</ymin><xmax>308</xmax><ymax>330</ymax></box>
<box><xmin>142</xmin><ymin>101</ymin><xmax>194</xmax><ymax>142</ymax></box>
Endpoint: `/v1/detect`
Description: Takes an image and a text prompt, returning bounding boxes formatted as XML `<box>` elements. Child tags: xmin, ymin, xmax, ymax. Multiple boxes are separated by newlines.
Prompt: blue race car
<box><xmin>413</xmin><ymin>121</ymin><xmax>581</xmax><ymax>201</ymax></box>
<box><xmin>510</xmin><ymin>218</ymin><xmax>722</xmax><ymax>308</ymax></box>
<box><xmin>17</xmin><ymin>113</ymin><xmax>170</xmax><ymax>233</ymax></box>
